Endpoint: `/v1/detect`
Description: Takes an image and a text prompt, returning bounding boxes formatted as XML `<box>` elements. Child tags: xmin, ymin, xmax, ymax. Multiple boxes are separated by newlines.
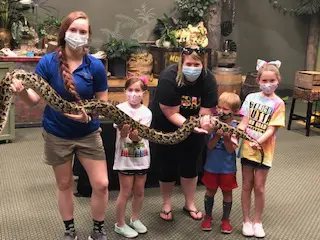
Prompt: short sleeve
<box><xmin>201</xmin><ymin>70</ymin><xmax>218</xmax><ymax>108</ymax></box>
<box><xmin>239</xmin><ymin>94</ymin><xmax>251</xmax><ymax>117</ymax></box>
<box><xmin>157</xmin><ymin>72</ymin><xmax>180</xmax><ymax>107</ymax></box>
<box><xmin>35</xmin><ymin>54</ymin><xmax>51</xmax><ymax>82</ymax></box>
<box><xmin>140</xmin><ymin>110</ymin><xmax>152</xmax><ymax>127</ymax></box>
<box><xmin>92</xmin><ymin>59</ymin><xmax>108</xmax><ymax>93</ymax></box>
<box><xmin>269</xmin><ymin>101</ymin><xmax>286</xmax><ymax>127</ymax></box>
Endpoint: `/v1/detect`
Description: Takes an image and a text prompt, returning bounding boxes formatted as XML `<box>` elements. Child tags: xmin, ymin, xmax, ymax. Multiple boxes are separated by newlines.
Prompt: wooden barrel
<box><xmin>240</xmin><ymin>71</ymin><xmax>260</xmax><ymax>100</ymax></box>
<box><xmin>212</xmin><ymin>67</ymin><xmax>242</xmax><ymax>97</ymax></box>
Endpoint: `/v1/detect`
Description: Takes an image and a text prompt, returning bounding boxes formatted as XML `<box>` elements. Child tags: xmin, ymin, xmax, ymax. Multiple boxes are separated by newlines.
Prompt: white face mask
<box><xmin>126</xmin><ymin>91</ymin><xmax>143</xmax><ymax>106</ymax></box>
<box><xmin>65</xmin><ymin>31</ymin><xmax>88</xmax><ymax>50</ymax></box>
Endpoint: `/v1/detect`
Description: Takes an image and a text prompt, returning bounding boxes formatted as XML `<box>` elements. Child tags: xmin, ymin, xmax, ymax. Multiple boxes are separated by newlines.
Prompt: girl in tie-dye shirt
<box><xmin>237</xmin><ymin>61</ymin><xmax>285</xmax><ymax>238</ymax></box>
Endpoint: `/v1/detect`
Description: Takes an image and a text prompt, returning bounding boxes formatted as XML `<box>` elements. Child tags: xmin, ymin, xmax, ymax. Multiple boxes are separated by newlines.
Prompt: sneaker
<box><xmin>63</xmin><ymin>231</ymin><xmax>77</xmax><ymax>240</ymax></box>
<box><xmin>242</xmin><ymin>222</ymin><xmax>254</xmax><ymax>237</ymax></box>
<box><xmin>129</xmin><ymin>218</ymin><xmax>147</xmax><ymax>234</ymax></box>
<box><xmin>88</xmin><ymin>229</ymin><xmax>107</xmax><ymax>240</ymax></box>
<box><xmin>114</xmin><ymin>223</ymin><xmax>138</xmax><ymax>238</ymax></box>
<box><xmin>201</xmin><ymin>215</ymin><xmax>213</xmax><ymax>231</ymax></box>
<box><xmin>253</xmin><ymin>223</ymin><xmax>266</xmax><ymax>238</ymax></box>
<box><xmin>220</xmin><ymin>219</ymin><xmax>232</xmax><ymax>234</ymax></box>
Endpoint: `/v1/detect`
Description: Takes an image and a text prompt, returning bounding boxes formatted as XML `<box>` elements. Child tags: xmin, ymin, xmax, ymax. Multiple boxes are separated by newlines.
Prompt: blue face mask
<box><xmin>182</xmin><ymin>67</ymin><xmax>202</xmax><ymax>82</ymax></box>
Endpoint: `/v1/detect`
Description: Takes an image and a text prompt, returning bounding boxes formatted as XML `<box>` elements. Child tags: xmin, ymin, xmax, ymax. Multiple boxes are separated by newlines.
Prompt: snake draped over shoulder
<box><xmin>0</xmin><ymin>69</ymin><xmax>264</xmax><ymax>162</ymax></box>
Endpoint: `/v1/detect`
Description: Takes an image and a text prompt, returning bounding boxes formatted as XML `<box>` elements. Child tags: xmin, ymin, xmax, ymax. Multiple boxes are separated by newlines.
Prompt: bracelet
<box><xmin>86</xmin><ymin>115</ymin><xmax>92</xmax><ymax>124</ymax></box>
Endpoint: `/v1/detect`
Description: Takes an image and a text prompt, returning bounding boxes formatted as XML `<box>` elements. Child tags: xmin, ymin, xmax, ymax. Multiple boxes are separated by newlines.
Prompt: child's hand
<box><xmin>249</xmin><ymin>142</ymin><xmax>261</xmax><ymax>150</ymax></box>
<box><xmin>120</xmin><ymin>124</ymin><xmax>131</xmax><ymax>137</ymax></box>
<box><xmin>129</xmin><ymin>129</ymin><xmax>140</xmax><ymax>142</ymax></box>
<box><xmin>215</xmin><ymin>129</ymin><xmax>224</xmax><ymax>136</ymax></box>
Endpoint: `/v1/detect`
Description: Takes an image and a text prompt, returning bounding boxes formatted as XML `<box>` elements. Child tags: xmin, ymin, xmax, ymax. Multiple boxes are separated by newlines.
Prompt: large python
<box><xmin>0</xmin><ymin>69</ymin><xmax>264</xmax><ymax>163</ymax></box>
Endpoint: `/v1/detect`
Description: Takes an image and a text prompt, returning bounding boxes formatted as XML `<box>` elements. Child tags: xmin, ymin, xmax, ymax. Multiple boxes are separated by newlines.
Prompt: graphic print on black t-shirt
<box><xmin>180</xmin><ymin>95</ymin><xmax>201</xmax><ymax>110</ymax></box>
<box><xmin>248</xmin><ymin>101</ymin><xmax>274</xmax><ymax>134</ymax></box>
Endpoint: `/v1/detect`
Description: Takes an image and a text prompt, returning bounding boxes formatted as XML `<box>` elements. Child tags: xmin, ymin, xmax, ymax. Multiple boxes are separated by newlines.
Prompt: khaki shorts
<box><xmin>42</xmin><ymin>128</ymin><xmax>106</xmax><ymax>166</ymax></box>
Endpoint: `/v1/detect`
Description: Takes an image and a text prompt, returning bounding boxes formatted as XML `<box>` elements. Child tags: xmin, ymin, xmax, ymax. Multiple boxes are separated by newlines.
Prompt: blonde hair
<box><xmin>176</xmin><ymin>51</ymin><xmax>206</xmax><ymax>87</ymax></box>
<box><xmin>218</xmin><ymin>92</ymin><xmax>241</xmax><ymax>113</ymax></box>
<box><xmin>257</xmin><ymin>63</ymin><xmax>281</xmax><ymax>82</ymax></box>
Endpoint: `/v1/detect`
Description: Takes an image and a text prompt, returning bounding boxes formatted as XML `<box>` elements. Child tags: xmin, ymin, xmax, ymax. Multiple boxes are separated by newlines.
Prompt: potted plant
<box><xmin>102</xmin><ymin>38</ymin><xmax>140</xmax><ymax>77</ymax></box>
<box><xmin>0</xmin><ymin>0</ymin><xmax>31</xmax><ymax>48</ymax></box>
<box><xmin>37</xmin><ymin>15</ymin><xmax>62</xmax><ymax>48</ymax></box>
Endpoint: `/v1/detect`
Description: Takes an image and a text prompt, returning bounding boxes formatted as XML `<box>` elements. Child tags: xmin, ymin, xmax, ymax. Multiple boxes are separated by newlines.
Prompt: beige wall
<box><xmin>42</xmin><ymin>0</ymin><xmax>308</xmax><ymax>89</ymax></box>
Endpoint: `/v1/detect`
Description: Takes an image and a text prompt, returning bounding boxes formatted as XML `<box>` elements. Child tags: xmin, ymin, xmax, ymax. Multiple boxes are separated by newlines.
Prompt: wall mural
<box><xmin>100</xmin><ymin>2</ymin><xmax>169</xmax><ymax>42</ymax></box>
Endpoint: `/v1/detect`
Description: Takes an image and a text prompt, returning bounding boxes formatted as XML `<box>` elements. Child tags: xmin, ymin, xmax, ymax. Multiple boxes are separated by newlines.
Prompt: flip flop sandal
<box><xmin>183</xmin><ymin>207</ymin><xmax>202</xmax><ymax>220</ymax></box>
<box><xmin>160</xmin><ymin>210</ymin><xmax>174</xmax><ymax>222</ymax></box>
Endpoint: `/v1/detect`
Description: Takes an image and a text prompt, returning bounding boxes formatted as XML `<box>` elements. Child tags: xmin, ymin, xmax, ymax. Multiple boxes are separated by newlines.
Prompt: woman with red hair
<box><xmin>11</xmin><ymin>11</ymin><xmax>109</xmax><ymax>240</ymax></box>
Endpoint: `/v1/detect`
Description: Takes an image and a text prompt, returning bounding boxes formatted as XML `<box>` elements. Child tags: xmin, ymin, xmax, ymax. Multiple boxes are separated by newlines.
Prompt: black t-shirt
<box><xmin>151</xmin><ymin>64</ymin><xmax>218</xmax><ymax>132</ymax></box>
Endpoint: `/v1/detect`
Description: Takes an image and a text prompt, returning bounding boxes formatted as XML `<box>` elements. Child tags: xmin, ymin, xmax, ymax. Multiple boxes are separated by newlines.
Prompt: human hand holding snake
<box><xmin>64</xmin><ymin>108</ymin><xmax>89</xmax><ymax>123</ymax></box>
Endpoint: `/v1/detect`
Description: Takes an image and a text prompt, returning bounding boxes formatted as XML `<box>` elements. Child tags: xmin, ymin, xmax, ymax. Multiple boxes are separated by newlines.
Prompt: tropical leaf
<box><xmin>115</xmin><ymin>14</ymin><xmax>140</xmax><ymax>29</ymax></box>
<box><xmin>295</xmin><ymin>0</ymin><xmax>320</xmax><ymax>15</ymax></box>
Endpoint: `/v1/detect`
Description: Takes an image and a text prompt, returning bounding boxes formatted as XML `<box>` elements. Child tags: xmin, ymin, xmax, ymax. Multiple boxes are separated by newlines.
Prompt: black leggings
<box><xmin>152</xmin><ymin>133</ymin><xmax>205</xmax><ymax>182</ymax></box>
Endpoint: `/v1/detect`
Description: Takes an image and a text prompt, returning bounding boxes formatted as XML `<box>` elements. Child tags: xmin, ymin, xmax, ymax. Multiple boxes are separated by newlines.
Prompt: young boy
<box><xmin>201</xmin><ymin>92</ymin><xmax>241</xmax><ymax>234</ymax></box>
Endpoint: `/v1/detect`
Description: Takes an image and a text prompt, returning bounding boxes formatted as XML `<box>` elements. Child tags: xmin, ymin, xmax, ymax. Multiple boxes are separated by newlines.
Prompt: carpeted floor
<box><xmin>1</xmin><ymin>99</ymin><xmax>320</xmax><ymax>240</ymax></box>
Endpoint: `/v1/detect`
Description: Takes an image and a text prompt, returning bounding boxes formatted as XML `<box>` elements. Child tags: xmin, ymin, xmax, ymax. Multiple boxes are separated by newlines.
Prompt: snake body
<box><xmin>0</xmin><ymin>69</ymin><xmax>264</xmax><ymax>162</ymax></box>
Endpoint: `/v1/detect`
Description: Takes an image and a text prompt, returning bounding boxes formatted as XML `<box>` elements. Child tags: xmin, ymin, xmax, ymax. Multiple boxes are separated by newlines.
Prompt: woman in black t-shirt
<box><xmin>151</xmin><ymin>48</ymin><xmax>218</xmax><ymax>221</ymax></box>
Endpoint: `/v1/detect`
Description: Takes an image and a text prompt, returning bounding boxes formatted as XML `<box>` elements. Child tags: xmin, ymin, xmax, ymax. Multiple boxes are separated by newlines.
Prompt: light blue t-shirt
<box><xmin>204</xmin><ymin>121</ymin><xmax>237</xmax><ymax>174</ymax></box>
<box><xmin>35</xmin><ymin>52</ymin><xmax>108</xmax><ymax>139</ymax></box>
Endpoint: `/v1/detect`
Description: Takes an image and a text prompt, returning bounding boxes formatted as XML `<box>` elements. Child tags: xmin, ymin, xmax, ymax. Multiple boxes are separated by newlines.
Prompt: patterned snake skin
<box><xmin>0</xmin><ymin>69</ymin><xmax>264</xmax><ymax>162</ymax></box>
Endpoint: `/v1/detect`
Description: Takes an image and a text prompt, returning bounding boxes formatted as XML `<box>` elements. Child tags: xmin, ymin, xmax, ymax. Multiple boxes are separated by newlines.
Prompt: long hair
<box><xmin>176</xmin><ymin>51</ymin><xmax>206</xmax><ymax>87</ymax></box>
<box><xmin>57</xmin><ymin>11</ymin><xmax>92</xmax><ymax>101</ymax></box>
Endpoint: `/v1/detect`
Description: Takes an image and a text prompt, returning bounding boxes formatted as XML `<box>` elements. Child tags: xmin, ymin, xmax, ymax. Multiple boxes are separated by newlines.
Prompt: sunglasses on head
<box><xmin>182</xmin><ymin>47</ymin><xmax>205</xmax><ymax>55</ymax></box>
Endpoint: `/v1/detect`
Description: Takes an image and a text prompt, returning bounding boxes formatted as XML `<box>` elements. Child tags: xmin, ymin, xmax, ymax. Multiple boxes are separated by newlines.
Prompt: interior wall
<box><xmin>38</xmin><ymin>0</ymin><xmax>309</xmax><ymax>89</ymax></box>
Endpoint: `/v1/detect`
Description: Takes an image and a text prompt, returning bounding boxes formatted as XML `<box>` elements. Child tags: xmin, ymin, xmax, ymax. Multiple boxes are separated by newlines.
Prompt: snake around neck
<box><xmin>0</xmin><ymin>69</ymin><xmax>264</xmax><ymax>163</ymax></box>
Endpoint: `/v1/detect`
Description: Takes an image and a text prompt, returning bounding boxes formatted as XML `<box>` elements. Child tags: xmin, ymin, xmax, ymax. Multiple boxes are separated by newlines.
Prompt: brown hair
<box><xmin>176</xmin><ymin>51</ymin><xmax>206</xmax><ymax>87</ymax></box>
<box><xmin>57</xmin><ymin>11</ymin><xmax>92</xmax><ymax>101</ymax></box>
<box><xmin>125</xmin><ymin>77</ymin><xmax>147</xmax><ymax>91</ymax></box>
<box><xmin>257</xmin><ymin>64</ymin><xmax>282</xmax><ymax>83</ymax></box>
<box><xmin>218</xmin><ymin>92</ymin><xmax>241</xmax><ymax>113</ymax></box>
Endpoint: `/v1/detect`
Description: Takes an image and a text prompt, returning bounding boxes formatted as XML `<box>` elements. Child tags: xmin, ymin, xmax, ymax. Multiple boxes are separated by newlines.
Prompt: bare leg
<box><xmin>181</xmin><ymin>177</ymin><xmax>202</xmax><ymax>219</ymax></box>
<box><xmin>115</xmin><ymin>174</ymin><xmax>134</xmax><ymax>227</ymax></box>
<box><xmin>78</xmin><ymin>157</ymin><xmax>109</xmax><ymax>221</ymax></box>
<box><xmin>132</xmin><ymin>174</ymin><xmax>147</xmax><ymax>221</ymax></box>
<box><xmin>159</xmin><ymin>181</ymin><xmax>175</xmax><ymax>220</ymax></box>
<box><xmin>253</xmin><ymin>169</ymin><xmax>269</xmax><ymax>224</ymax></box>
<box><xmin>52</xmin><ymin>160</ymin><xmax>74</xmax><ymax>221</ymax></box>
<box><xmin>241</xmin><ymin>165</ymin><xmax>254</xmax><ymax>223</ymax></box>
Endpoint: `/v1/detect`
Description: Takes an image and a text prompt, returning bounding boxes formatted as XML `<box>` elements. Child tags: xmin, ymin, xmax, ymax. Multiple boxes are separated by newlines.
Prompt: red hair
<box><xmin>57</xmin><ymin>11</ymin><xmax>91</xmax><ymax>101</ymax></box>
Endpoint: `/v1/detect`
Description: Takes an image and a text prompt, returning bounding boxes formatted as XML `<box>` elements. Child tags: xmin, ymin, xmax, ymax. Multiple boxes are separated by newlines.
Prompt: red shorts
<box><xmin>202</xmin><ymin>171</ymin><xmax>238</xmax><ymax>191</ymax></box>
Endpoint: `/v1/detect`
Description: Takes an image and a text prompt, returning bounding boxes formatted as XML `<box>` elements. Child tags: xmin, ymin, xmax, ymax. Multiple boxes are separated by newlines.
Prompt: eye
<box><xmin>69</xmin><ymin>28</ymin><xmax>76</xmax><ymax>32</ymax></box>
<box><xmin>80</xmin><ymin>30</ymin><xmax>87</xmax><ymax>35</ymax></box>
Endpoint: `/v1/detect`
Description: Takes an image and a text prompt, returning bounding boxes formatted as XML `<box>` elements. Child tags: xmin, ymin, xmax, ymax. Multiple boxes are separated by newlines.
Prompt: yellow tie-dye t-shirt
<box><xmin>239</xmin><ymin>92</ymin><xmax>286</xmax><ymax>167</ymax></box>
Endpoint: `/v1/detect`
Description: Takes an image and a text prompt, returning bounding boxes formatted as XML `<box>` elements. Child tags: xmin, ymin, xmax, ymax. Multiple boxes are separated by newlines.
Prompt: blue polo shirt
<box><xmin>204</xmin><ymin>121</ymin><xmax>237</xmax><ymax>174</ymax></box>
<box><xmin>35</xmin><ymin>52</ymin><xmax>108</xmax><ymax>139</ymax></box>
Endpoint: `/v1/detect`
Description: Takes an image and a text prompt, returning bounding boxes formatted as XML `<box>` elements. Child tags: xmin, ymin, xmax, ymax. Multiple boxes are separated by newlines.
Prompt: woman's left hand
<box><xmin>200</xmin><ymin>115</ymin><xmax>214</xmax><ymax>134</ymax></box>
<box><xmin>64</xmin><ymin>108</ymin><xmax>89</xmax><ymax>123</ymax></box>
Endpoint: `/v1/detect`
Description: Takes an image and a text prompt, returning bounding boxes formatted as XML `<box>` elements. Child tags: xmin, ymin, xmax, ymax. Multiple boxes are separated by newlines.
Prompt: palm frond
<box><xmin>115</xmin><ymin>14</ymin><xmax>140</xmax><ymax>29</ymax></box>
<box><xmin>295</xmin><ymin>0</ymin><xmax>320</xmax><ymax>15</ymax></box>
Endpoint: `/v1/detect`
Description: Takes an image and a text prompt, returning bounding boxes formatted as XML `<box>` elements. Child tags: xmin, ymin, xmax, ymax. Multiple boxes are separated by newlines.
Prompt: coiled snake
<box><xmin>0</xmin><ymin>69</ymin><xmax>264</xmax><ymax>163</ymax></box>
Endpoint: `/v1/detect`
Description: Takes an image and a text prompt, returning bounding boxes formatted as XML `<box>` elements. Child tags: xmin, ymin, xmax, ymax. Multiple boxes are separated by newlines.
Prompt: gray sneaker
<box><xmin>88</xmin><ymin>229</ymin><xmax>107</xmax><ymax>240</ymax></box>
<box><xmin>63</xmin><ymin>231</ymin><xmax>77</xmax><ymax>240</ymax></box>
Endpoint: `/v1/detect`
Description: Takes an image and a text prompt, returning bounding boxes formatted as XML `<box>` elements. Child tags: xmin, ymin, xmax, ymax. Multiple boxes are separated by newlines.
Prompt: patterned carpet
<box><xmin>1</xmin><ymin>99</ymin><xmax>320</xmax><ymax>240</ymax></box>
